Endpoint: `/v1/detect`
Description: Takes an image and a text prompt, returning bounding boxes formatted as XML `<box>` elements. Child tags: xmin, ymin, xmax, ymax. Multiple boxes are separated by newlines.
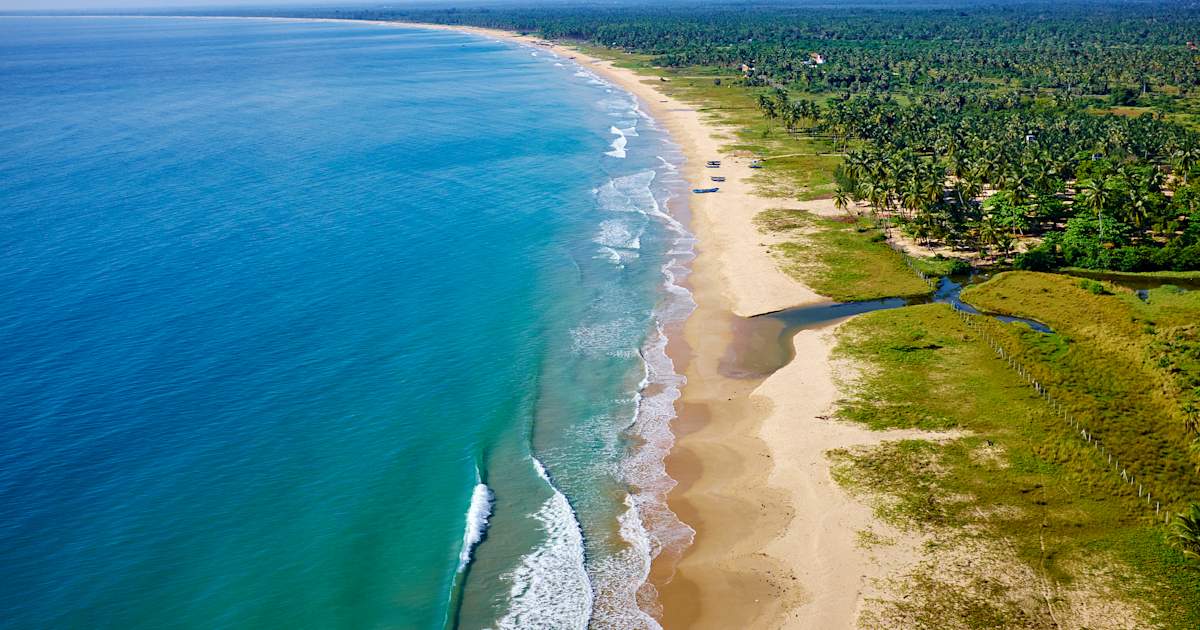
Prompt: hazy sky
<box><xmin>0</xmin><ymin>0</ymin><xmax>352</xmax><ymax>9</ymax></box>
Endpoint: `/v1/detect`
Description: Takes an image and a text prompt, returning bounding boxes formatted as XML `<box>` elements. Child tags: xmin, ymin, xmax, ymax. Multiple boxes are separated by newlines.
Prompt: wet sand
<box><xmin>424</xmin><ymin>25</ymin><xmax>912</xmax><ymax>628</ymax></box>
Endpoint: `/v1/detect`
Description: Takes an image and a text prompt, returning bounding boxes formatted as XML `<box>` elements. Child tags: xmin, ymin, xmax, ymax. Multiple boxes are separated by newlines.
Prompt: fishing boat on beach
<box><xmin>692</xmin><ymin>187</ymin><xmax>720</xmax><ymax>193</ymax></box>
<box><xmin>705</xmin><ymin>160</ymin><xmax>721</xmax><ymax>168</ymax></box>
<box><xmin>711</xmin><ymin>176</ymin><xmax>726</xmax><ymax>182</ymax></box>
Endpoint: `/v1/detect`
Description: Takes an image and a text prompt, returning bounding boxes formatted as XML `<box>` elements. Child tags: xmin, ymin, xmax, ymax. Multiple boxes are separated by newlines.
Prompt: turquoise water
<box><xmin>0</xmin><ymin>17</ymin><xmax>693</xmax><ymax>629</ymax></box>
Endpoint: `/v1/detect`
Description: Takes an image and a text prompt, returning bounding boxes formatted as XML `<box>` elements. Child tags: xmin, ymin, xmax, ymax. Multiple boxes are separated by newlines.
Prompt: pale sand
<box><xmin>66</xmin><ymin>15</ymin><xmax>916</xmax><ymax>627</ymax></box>
<box><xmin>409</xmin><ymin>23</ymin><xmax>919</xmax><ymax>628</ymax></box>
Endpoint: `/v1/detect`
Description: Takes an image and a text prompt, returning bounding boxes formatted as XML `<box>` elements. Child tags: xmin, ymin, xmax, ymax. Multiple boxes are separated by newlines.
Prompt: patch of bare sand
<box><xmin>753</xmin><ymin>327</ymin><xmax>962</xmax><ymax>629</ymax></box>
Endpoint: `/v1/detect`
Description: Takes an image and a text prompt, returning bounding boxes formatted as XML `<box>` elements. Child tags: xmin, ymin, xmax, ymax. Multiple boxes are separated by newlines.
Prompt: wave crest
<box><xmin>493</xmin><ymin>459</ymin><xmax>594</xmax><ymax>630</ymax></box>
<box><xmin>457</xmin><ymin>480</ymin><xmax>494</xmax><ymax>572</ymax></box>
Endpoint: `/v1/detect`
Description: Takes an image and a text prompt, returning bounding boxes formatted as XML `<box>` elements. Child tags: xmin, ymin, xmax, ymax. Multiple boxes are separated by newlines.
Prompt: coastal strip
<box><xmin>425</xmin><ymin>25</ymin><xmax>888</xmax><ymax>629</ymax></box>
<box><xmin>23</xmin><ymin>15</ymin><xmax>888</xmax><ymax>627</ymax></box>
<box><xmin>319</xmin><ymin>18</ymin><xmax>882</xmax><ymax>627</ymax></box>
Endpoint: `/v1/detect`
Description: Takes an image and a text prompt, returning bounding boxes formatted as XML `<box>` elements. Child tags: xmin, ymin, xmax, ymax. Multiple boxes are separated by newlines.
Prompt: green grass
<box><xmin>755</xmin><ymin>209</ymin><xmax>932</xmax><ymax>302</ymax></box>
<box><xmin>1061</xmin><ymin>268</ymin><xmax>1200</xmax><ymax>283</ymax></box>
<box><xmin>912</xmin><ymin>255</ymin><xmax>972</xmax><ymax>277</ymax></box>
<box><xmin>624</xmin><ymin>69</ymin><xmax>846</xmax><ymax>198</ymax></box>
<box><xmin>959</xmin><ymin>272</ymin><xmax>1200</xmax><ymax>509</ymax></box>
<box><xmin>831</xmin><ymin>304</ymin><xmax>1200</xmax><ymax>628</ymax></box>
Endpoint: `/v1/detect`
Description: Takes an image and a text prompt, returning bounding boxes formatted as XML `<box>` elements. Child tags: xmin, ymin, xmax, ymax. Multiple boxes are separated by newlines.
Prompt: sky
<box><xmin>0</xmin><ymin>0</ymin><xmax>353</xmax><ymax>9</ymax></box>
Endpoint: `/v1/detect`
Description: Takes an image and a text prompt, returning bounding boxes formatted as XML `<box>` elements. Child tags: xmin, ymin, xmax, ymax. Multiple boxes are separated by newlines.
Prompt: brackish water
<box><xmin>0</xmin><ymin>17</ymin><xmax>693</xmax><ymax>628</ymax></box>
<box><xmin>726</xmin><ymin>274</ymin><xmax>1054</xmax><ymax>379</ymax></box>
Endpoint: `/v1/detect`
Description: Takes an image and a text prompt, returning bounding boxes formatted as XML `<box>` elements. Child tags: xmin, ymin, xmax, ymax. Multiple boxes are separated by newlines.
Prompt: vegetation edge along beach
<box><xmin>56</xmin><ymin>4</ymin><xmax>1200</xmax><ymax>627</ymax></box>
<box><xmin>315</xmin><ymin>7</ymin><xmax>1200</xmax><ymax>628</ymax></box>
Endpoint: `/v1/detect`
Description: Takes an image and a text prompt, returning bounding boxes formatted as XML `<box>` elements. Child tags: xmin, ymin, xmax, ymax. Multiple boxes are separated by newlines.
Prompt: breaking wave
<box><xmin>493</xmin><ymin>459</ymin><xmax>593</xmax><ymax>630</ymax></box>
<box><xmin>457</xmin><ymin>476</ymin><xmax>494</xmax><ymax>572</ymax></box>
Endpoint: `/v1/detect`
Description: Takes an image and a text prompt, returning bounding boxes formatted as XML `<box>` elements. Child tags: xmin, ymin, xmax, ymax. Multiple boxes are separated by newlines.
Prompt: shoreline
<box><xmin>22</xmin><ymin>14</ymin><xmax>887</xmax><ymax>627</ymax></box>
<box><xmin>351</xmin><ymin>19</ymin><xmax>841</xmax><ymax>625</ymax></box>
<box><xmin>443</xmin><ymin>25</ymin><xmax>882</xmax><ymax>628</ymax></box>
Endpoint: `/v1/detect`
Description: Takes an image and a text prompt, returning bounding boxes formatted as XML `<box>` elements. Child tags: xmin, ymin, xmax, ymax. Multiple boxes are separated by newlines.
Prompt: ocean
<box><xmin>0</xmin><ymin>17</ymin><xmax>693</xmax><ymax>629</ymax></box>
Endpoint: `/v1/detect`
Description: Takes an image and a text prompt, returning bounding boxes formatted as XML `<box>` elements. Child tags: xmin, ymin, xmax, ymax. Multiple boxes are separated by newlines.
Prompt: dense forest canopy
<box><xmin>258</xmin><ymin>1</ymin><xmax>1200</xmax><ymax>271</ymax></box>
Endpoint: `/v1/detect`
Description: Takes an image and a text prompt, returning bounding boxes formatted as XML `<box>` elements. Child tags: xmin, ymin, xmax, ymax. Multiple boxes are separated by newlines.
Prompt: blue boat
<box><xmin>693</xmin><ymin>187</ymin><xmax>720</xmax><ymax>193</ymax></box>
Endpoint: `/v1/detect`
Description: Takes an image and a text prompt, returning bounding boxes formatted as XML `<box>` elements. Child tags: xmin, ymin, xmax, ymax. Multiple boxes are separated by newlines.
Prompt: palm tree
<box><xmin>1173</xmin><ymin>147</ymin><xmax>1200</xmax><ymax>185</ymax></box>
<box><xmin>757</xmin><ymin>93</ymin><xmax>776</xmax><ymax>122</ymax></box>
<box><xmin>834</xmin><ymin>186</ymin><xmax>853</xmax><ymax>216</ymax></box>
<box><xmin>901</xmin><ymin>178</ymin><xmax>924</xmax><ymax>219</ymax></box>
<box><xmin>1076</xmin><ymin>177</ymin><xmax>1112</xmax><ymax>239</ymax></box>
<box><xmin>976</xmin><ymin>217</ymin><xmax>1000</xmax><ymax>258</ymax></box>
<box><xmin>1171</xmin><ymin>503</ymin><xmax>1200</xmax><ymax>563</ymax></box>
<box><xmin>1124</xmin><ymin>170</ymin><xmax>1163</xmax><ymax>230</ymax></box>
<box><xmin>781</xmin><ymin>104</ymin><xmax>799</xmax><ymax>133</ymax></box>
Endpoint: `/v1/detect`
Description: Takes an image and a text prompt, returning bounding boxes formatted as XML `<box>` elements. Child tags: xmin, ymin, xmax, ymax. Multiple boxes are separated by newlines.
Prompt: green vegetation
<box><xmin>1172</xmin><ymin>504</ymin><xmax>1200</xmax><ymax>562</ymax></box>
<box><xmin>754</xmin><ymin>209</ymin><xmax>930</xmax><ymax>301</ymax></box>
<box><xmin>298</xmin><ymin>0</ymin><xmax>1200</xmax><ymax>273</ymax></box>
<box><xmin>261</xmin><ymin>0</ymin><xmax>1200</xmax><ymax>616</ymax></box>
<box><xmin>1063</xmin><ymin>268</ymin><xmax>1200</xmax><ymax>283</ymax></box>
<box><xmin>962</xmin><ymin>272</ymin><xmax>1200</xmax><ymax>478</ymax></box>
<box><xmin>832</xmin><ymin>304</ymin><xmax>1200</xmax><ymax>627</ymax></box>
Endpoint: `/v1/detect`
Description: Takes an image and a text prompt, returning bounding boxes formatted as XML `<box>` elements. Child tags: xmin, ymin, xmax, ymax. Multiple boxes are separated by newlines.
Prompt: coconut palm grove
<box><xmin>40</xmin><ymin>0</ymin><xmax>1200</xmax><ymax>625</ymax></box>
<box><xmin>271</xmin><ymin>0</ymin><xmax>1200</xmax><ymax>273</ymax></box>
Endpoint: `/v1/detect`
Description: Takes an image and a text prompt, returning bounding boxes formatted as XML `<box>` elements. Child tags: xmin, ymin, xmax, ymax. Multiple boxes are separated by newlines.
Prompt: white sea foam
<box><xmin>570</xmin><ymin>318</ymin><xmax>640</xmax><ymax>358</ymax></box>
<box><xmin>457</xmin><ymin>479</ymin><xmax>494</xmax><ymax>572</ymax></box>
<box><xmin>596</xmin><ymin>170</ymin><xmax>657</xmax><ymax>214</ymax></box>
<box><xmin>493</xmin><ymin>459</ymin><xmax>593</xmax><ymax>630</ymax></box>
<box><xmin>599</xmin><ymin>96</ymin><xmax>634</xmax><ymax>113</ymax></box>
<box><xmin>605</xmin><ymin>134</ymin><xmax>628</xmax><ymax>158</ymax></box>
<box><xmin>589</xmin><ymin>497</ymin><xmax>664</xmax><ymax>630</ymax></box>
<box><xmin>593</xmin><ymin>218</ymin><xmax>642</xmax><ymax>251</ymax></box>
<box><xmin>587</xmin><ymin>150</ymin><xmax>698</xmax><ymax>627</ymax></box>
<box><xmin>595</xmin><ymin>246</ymin><xmax>639</xmax><ymax>266</ymax></box>
<box><xmin>593</xmin><ymin>172</ymin><xmax>664</xmax><ymax>268</ymax></box>
<box><xmin>610</xmin><ymin>124</ymin><xmax>640</xmax><ymax>137</ymax></box>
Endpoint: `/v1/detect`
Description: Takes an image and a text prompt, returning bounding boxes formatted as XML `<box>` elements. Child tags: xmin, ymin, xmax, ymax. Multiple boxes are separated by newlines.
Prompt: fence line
<box><xmin>883</xmin><ymin>231</ymin><xmax>939</xmax><ymax>291</ymax></box>
<box><xmin>876</xmin><ymin>223</ymin><xmax>1173</xmax><ymax>525</ymax></box>
<box><xmin>952</xmin><ymin>306</ymin><xmax>1172</xmax><ymax>525</ymax></box>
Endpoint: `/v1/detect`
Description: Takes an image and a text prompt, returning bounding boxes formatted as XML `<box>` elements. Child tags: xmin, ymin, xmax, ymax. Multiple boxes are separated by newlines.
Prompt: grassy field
<box><xmin>960</xmin><ymin>272</ymin><xmax>1200</xmax><ymax>510</ymax></box>
<box><xmin>1061</xmin><ymin>268</ymin><xmax>1200</xmax><ymax>283</ymax></box>
<box><xmin>573</xmin><ymin>39</ymin><xmax>1200</xmax><ymax>624</ymax></box>
<box><xmin>832</xmin><ymin>304</ymin><xmax>1200</xmax><ymax>628</ymax></box>
<box><xmin>754</xmin><ymin>209</ymin><xmax>933</xmax><ymax>302</ymax></box>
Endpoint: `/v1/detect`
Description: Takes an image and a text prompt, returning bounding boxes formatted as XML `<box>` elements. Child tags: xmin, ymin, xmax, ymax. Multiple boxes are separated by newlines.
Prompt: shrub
<box><xmin>1014</xmin><ymin>244</ymin><xmax>1059</xmax><ymax>271</ymax></box>
<box><xmin>1171</xmin><ymin>503</ymin><xmax>1200</xmax><ymax>563</ymax></box>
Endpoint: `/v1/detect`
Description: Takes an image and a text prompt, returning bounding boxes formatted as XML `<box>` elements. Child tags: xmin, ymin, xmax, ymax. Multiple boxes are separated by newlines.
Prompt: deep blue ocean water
<box><xmin>0</xmin><ymin>17</ymin><xmax>693</xmax><ymax>629</ymax></box>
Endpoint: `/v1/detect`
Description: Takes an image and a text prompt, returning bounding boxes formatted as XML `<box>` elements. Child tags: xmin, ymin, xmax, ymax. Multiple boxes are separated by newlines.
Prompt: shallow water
<box><xmin>725</xmin><ymin>274</ymin><xmax>1053</xmax><ymax>379</ymax></box>
<box><xmin>0</xmin><ymin>17</ymin><xmax>691</xmax><ymax>629</ymax></box>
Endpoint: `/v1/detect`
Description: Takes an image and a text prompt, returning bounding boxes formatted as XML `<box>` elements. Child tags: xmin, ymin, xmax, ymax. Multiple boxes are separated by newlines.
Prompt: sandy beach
<box><xmin>418</xmin><ymin>22</ymin><xmax>923</xmax><ymax>629</ymax></box>
<box><xmin>62</xmin><ymin>14</ymin><xmax>907</xmax><ymax>627</ymax></box>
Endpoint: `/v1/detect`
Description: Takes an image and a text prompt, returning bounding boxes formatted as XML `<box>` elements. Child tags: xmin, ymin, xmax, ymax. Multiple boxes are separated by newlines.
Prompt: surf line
<box><xmin>444</xmin><ymin>465</ymin><xmax>494</xmax><ymax>630</ymax></box>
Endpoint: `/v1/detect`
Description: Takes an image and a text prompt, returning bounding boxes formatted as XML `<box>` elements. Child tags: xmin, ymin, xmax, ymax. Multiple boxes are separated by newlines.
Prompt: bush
<box><xmin>1078</xmin><ymin>279</ymin><xmax>1110</xmax><ymax>295</ymax></box>
<box><xmin>1169</xmin><ymin>244</ymin><xmax>1200</xmax><ymax>270</ymax></box>
<box><xmin>1014</xmin><ymin>244</ymin><xmax>1060</xmax><ymax>271</ymax></box>
<box><xmin>1113</xmin><ymin>246</ymin><xmax>1157</xmax><ymax>272</ymax></box>
<box><xmin>1109</xmin><ymin>86</ymin><xmax>1140</xmax><ymax>106</ymax></box>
